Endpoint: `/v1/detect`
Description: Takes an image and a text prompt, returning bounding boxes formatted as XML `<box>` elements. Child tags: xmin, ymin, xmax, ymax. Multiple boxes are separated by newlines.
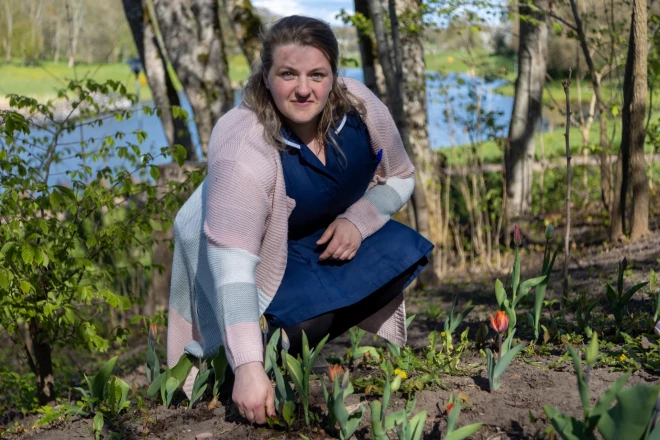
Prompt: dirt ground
<box><xmin>7</xmin><ymin>230</ymin><xmax>660</xmax><ymax>440</ymax></box>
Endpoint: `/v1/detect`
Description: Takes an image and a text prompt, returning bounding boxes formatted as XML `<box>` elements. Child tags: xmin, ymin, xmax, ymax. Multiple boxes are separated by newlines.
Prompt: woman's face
<box><xmin>264</xmin><ymin>44</ymin><xmax>334</xmax><ymax>133</ymax></box>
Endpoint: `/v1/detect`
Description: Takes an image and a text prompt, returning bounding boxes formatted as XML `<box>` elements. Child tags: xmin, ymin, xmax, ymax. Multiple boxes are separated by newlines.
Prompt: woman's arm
<box><xmin>203</xmin><ymin>157</ymin><xmax>270</xmax><ymax>370</ymax></box>
<box><xmin>336</xmin><ymin>77</ymin><xmax>416</xmax><ymax>239</ymax></box>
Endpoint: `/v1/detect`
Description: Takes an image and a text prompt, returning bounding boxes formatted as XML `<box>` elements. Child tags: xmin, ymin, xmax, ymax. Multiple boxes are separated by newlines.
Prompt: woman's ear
<box><xmin>262</xmin><ymin>67</ymin><xmax>270</xmax><ymax>90</ymax></box>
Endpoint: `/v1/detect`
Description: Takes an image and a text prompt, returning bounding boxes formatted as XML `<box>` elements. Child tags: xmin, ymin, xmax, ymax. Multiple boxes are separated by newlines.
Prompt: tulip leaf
<box><xmin>165</xmin><ymin>376</ymin><xmax>179</xmax><ymax>407</ymax></box>
<box><xmin>354</xmin><ymin>346</ymin><xmax>380</xmax><ymax>361</ymax></box>
<box><xmin>514</xmin><ymin>276</ymin><xmax>547</xmax><ymax>308</ymax></box>
<box><xmin>444</xmin><ymin>423</ymin><xmax>485</xmax><ymax>440</ymax></box>
<box><xmin>211</xmin><ymin>347</ymin><xmax>228</xmax><ymax>397</ymax></box>
<box><xmin>512</xmin><ymin>247</ymin><xmax>521</xmax><ymax>296</ymax></box>
<box><xmin>544</xmin><ymin>405</ymin><xmax>592</xmax><ymax>440</ymax></box>
<box><xmin>621</xmin><ymin>282</ymin><xmax>649</xmax><ymax>305</ymax></box>
<box><xmin>588</xmin><ymin>372</ymin><xmax>630</xmax><ymax>425</ymax></box>
<box><xmin>495</xmin><ymin>279</ymin><xmax>506</xmax><ymax>307</ymax></box>
<box><xmin>264</xmin><ymin>328</ymin><xmax>280</xmax><ymax>374</ymax></box>
<box><xmin>170</xmin><ymin>354</ymin><xmax>194</xmax><ymax>385</ymax></box>
<box><xmin>91</xmin><ymin>356</ymin><xmax>119</xmax><ymax>401</ymax></box>
<box><xmin>282</xmin><ymin>400</ymin><xmax>296</xmax><ymax>429</ymax></box>
<box><xmin>308</xmin><ymin>332</ymin><xmax>329</xmax><ymax>367</ymax></box>
<box><xmin>446</xmin><ymin>398</ymin><xmax>461</xmax><ymax>432</ymax></box>
<box><xmin>407</xmin><ymin>410</ymin><xmax>427</xmax><ymax>440</ymax></box>
<box><xmin>284</xmin><ymin>352</ymin><xmax>305</xmax><ymax>396</ymax></box>
<box><xmin>147</xmin><ymin>372</ymin><xmax>163</xmax><ymax>398</ymax></box>
<box><xmin>493</xmin><ymin>342</ymin><xmax>524</xmax><ymax>380</ymax></box>
<box><xmin>596</xmin><ymin>383</ymin><xmax>660</xmax><ymax>440</ymax></box>
<box><xmin>567</xmin><ymin>346</ymin><xmax>590</xmax><ymax>413</ymax></box>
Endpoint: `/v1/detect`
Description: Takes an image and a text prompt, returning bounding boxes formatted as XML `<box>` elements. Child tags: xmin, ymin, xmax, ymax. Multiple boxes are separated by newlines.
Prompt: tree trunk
<box><xmin>505</xmin><ymin>0</ymin><xmax>548</xmax><ymax>218</ymax></box>
<box><xmin>4</xmin><ymin>1</ymin><xmax>13</xmax><ymax>62</ymax></box>
<box><xmin>65</xmin><ymin>0</ymin><xmax>83</xmax><ymax>69</ymax></box>
<box><xmin>569</xmin><ymin>0</ymin><xmax>613</xmax><ymax>215</ymax></box>
<box><xmin>121</xmin><ymin>0</ymin><xmax>196</xmax><ymax>161</ymax></box>
<box><xmin>222</xmin><ymin>0</ymin><xmax>262</xmax><ymax>71</ymax></box>
<box><xmin>28</xmin><ymin>319</ymin><xmax>55</xmax><ymax>405</ymax></box>
<box><xmin>612</xmin><ymin>0</ymin><xmax>649</xmax><ymax>240</ymax></box>
<box><xmin>368</xmin><ymin>0</ymin><xmax>439</xmax><ymax>286</ymax></box>
<box><xmin>354</xmin><ymin>0</ymin><xmax>387</xmax><ymax>101</ymax></box>
<box><xmin>153</xmin><ymin>0</ymin><xmax>233</xmax><ymax>156</ymax></box>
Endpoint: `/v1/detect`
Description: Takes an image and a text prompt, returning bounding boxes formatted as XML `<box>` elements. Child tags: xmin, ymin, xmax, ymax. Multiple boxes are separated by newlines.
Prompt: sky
<box><xmin>252</xmin><ymin>0</ymin><xmax>504</xmax><ymax>27</ymax></box>
<box><xmin>252</xmin><ymin>0</ymin><xmax>353</xmax><ymax>25</ymax></box>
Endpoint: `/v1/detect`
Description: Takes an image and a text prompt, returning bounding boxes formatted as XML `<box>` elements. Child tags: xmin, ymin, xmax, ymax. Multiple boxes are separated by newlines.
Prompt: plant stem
<box><xmin>562</xmin><ymin>69</ymin><xmax>573</xmax><ymax>307</ymax></box>
<box><xmin>497</xmin><ymin>333</ymin><xmax>503</xmax><ymax>361</ymax></box>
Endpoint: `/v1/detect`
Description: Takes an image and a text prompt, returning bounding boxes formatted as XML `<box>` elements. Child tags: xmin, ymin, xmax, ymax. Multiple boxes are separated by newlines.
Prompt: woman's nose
<box><xmin>296</xmin><ymin>77</ymin><xmax>311</xmax><ymax>96</ymax></box>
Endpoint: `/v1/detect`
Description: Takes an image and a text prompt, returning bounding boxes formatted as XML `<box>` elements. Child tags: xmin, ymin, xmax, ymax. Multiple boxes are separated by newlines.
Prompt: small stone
<box><xmin>195</xmin><ymin>433</ymin><xmax>213</xmax><ymax>440</ymax></box>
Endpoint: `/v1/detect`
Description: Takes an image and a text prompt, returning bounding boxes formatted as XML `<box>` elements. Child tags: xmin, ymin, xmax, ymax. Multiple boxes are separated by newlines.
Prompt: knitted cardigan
<box><xmin>167</xmin><ymin>77</ymin><xmax>415</xmax><ymax>383</ymax></box>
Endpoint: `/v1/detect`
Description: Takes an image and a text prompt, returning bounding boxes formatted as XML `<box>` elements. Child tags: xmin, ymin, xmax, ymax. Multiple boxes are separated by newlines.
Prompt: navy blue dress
<box><xmin>264</xmin><ymin>113</ymin><xmax>434</xmax><ymax>327</ymax></box>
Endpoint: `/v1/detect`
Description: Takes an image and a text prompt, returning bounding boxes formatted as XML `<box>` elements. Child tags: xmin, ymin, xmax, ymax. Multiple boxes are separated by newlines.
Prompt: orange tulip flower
<box><xmin>328</xmin><ymin>364</ymin><xmax>344</xmax><ymax>383</ymax></box>
<box><xmin>489</xmin><ymin>310</ymin><xmax>509</xmax><ymax>334</ymax></box>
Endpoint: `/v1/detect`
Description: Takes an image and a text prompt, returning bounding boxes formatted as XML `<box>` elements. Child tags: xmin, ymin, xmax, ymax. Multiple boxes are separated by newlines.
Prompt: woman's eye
<box><xmin>312</xmin><ymin>73</ymin><xmax>324</xmax><ymax>80</ymax></box>
<box><xmin>281</xmin><ymin>72</ymin><xmax>293</xmax><ymax>78</ymax></box>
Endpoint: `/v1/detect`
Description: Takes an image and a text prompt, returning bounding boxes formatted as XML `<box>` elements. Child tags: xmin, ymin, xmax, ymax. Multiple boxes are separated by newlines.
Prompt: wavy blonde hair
<box><xmin>242</xmin><ymin>15</ymin><xmax>365</xmax><ymax>153</ymax></box>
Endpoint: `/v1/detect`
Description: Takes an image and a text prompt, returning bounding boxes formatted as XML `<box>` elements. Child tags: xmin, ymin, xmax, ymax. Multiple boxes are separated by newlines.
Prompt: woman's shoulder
<box><xmin>208</xmin><ymin>104</ymin><xmax>276</xmax><ymax>167</ymax></box>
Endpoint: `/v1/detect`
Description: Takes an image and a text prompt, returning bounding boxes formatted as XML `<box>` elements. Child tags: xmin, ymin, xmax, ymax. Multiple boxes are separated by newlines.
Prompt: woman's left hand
<box><xmin>317</xmin><ymin>219</ymin><xmax>362</xmax><ymax>261</ymax></box>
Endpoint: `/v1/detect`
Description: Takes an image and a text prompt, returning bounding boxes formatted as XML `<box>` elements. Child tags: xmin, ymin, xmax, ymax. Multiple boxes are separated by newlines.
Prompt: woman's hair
<box><xmin>242</xmin><ymin>15</ymin><xmax>365</xmax><ymax>151</ymax></box>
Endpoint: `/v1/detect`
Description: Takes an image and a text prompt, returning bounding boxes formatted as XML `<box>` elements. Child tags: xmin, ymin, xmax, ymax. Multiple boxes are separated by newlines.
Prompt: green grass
<box><xmin>425</xmin><ymin>49</ymin><xmax>514</xmax><ymax>76</ymax></box>
<box><xmin>0</xmin><ymin>55</ymin><xmax>250</xmax><ymax>102</ymax></box>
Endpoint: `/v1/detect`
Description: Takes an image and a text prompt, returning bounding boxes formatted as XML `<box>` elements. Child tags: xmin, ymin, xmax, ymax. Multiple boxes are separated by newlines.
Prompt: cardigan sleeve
<box><xmin>203</xmin><ymin>157</ymin><xmax>270</xmax><ymax>370</ymax></box>
<box><xmin>336</xmin><ymin>77</ymin><xmax>416</xmax><ymax>239</ymax></box>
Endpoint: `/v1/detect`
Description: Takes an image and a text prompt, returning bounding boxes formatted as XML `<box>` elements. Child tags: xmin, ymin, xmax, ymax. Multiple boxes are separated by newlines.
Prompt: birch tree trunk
<box><xmin>4</xmin><ymin>1</ymin><xmax>13</xmax><ymax>61</ymax></box>
<box><xmin>222</xmin><ymin>0</ymin><xmax>262</xmax><ymax>71</ymax></box>
<box><xmin>569</xmin><ymin>0</ymin><xmax>613</xmax><ymax>215</ymax></box>
<box><xmin>153</xmin><ymin>0</ymin><xmax>233</xmax><ymax>156</ymax></box>
<box><xmin>368</xmin><ymin>0</ymin><xmax>439</xmax><ymax>285</ymax></box>
<box><xmin>66</xmin><ymin>0</ymin><xmax>84</xmax><ymax>68</ymax></box>
<box><xmin>505</xmin><ymin>0</ymin><xmax>549</xmax><ymax>217</ymax></box>
<box><xmin>121</xmin><ymin>0</ymin><xmax>196</xmax><ymax>161</ymax></box>
<box><xmin>354</xmin><ymin>0</ymin><xmax>387</xmax><ymax>101</ymax></box>
<box><xmin>611</xmin><ymin>0</ymin><xmax>649</xmax><ymax>240</ymax></box>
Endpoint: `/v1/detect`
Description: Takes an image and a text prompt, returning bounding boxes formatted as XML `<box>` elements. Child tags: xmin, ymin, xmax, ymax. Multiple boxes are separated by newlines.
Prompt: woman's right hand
<box><xmin>232</xmin><ymin>361</ymin><xmax>275</xmax><ymax>424</ymax></box>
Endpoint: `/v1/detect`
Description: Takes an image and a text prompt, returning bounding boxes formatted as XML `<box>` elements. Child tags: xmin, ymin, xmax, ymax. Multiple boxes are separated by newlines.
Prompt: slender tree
<box><xmin>505</xmin><ymin>0</ymin><xmax>549</xmax><ymax>217</ymax></box>
<box><xmin>121</xmin><ymin>0</ymin><xmax>196</xmax><ymax>161</ymax></box>
<box><xmin>568</xmin><ymin>0</ymin><xmax>614</xmax><ymax>215</ymax></box>
<box><xmin>367</xmin><ymin>0</ymin><xmax>439</xmax><ymax>285</ymax></box>
<box><xmin>354</xmin><ymin>0</ymin><xmax>387</xmax><ymax>101</ymax></box>
<box><xmin>153</xmin><ymin>0</ymin><xmax>233</xmax><ymax>156</ymax></box>
<box><xmin>611</xmin><ymin>0</ymin><xmax>649</xmax><ymax>240</ymax></box>
<box><xmin>222</xmin><ymin>0</ymin><xmax>263</xmax><ymax>71</ymax></box>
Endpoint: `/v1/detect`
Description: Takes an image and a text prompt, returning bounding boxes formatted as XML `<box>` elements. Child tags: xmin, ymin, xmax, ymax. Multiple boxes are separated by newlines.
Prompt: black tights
<box><xmin>267</xmin><ymin>263</ymin><xmax>417</xmax><ymax>356</ymax></box>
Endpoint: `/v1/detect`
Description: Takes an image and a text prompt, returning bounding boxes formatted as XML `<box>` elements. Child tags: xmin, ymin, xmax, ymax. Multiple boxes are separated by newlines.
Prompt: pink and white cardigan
<box><xmin>167</xmin><ymin>77</ymin><xmax>416</xmax><ymax>384</ymax></box>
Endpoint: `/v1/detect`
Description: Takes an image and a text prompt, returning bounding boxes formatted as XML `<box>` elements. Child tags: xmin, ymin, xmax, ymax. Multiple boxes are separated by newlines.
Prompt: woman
<box><xmin>167</xmin><ymin>15</ymin><xmax>433</xmax><ymax>424</ymax></box>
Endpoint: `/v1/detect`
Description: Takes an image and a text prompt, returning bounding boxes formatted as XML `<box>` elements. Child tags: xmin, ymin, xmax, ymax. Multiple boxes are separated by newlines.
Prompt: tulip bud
<box><xmin>390</xmin><ymin>374</ymin><xmax>402</xmax><ymax>392</ymax></box>
<box><xmin>446</xmin><ymin>402</ymin><xmax>455</xmax><ymax>415</ymax></box>
<box><xmin>489</xmin><ymin>310</ymin><xmax>509</xmax><ymax>333</ymax></box>
<box><xmin>545</xmin><ymin>224</ymin><xmax>555</xmax><ymax>241</ymax></box>
<box><xmin>513</xmin><ymin>225</ymin><xmax>522</xmax><ymax>246</ymax></box>
<box><xmin>259</xmin><ymin>315</ymin><xmax>269</xmax><ymax>335</ymax></box>
<box><xmin>585</xmin><ymin>332</ymin><xmax>598</xmax><ymax>367</ymax></box>
<box><xmin>341</xmin><ymin>370</ymin><xmax>350</xmax><ymax>390</ymax></box>
<box><xmin>655</xmin><ymin>321</ymin><xmax>660</xmax><ymax>337</ymax></box>
<box><xmin>328</xmin><ymin>364</ymin><xmax>343</xmax><ymax>383</ymax></box>
<box><xmin>621</xmin><ymin>257</ymin><xmax>628</xmax><ymax>272</ymax></box>
<box><xmin>281</xmin><ymin>328</ymin><xmax>290</xmax><ymax>353</ymax></box>
<box><xmin>149</xmin><ymin>322</ymin><xmax>158</xmax><ymax>343</ymax></box>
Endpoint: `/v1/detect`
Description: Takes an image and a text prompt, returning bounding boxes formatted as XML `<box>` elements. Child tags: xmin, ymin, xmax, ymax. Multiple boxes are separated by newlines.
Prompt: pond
<box><xmin>24</xmin><ymin>67</ymin><xmax>515</xmax><ymax>184</ymax></box>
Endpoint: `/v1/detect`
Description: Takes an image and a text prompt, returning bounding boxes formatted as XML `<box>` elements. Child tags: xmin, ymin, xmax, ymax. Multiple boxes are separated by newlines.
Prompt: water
<box><xmin>18</xmin><ymin>68</ymin><xmax>515</xmax><ymax>184</ymax></box>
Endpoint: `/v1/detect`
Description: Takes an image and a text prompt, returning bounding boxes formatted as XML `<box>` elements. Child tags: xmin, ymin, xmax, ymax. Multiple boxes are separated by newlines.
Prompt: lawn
<box><xmin>0</xmin><ymin>55</ymin><xmax>251</xmax><ymax>102</ymax></box>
